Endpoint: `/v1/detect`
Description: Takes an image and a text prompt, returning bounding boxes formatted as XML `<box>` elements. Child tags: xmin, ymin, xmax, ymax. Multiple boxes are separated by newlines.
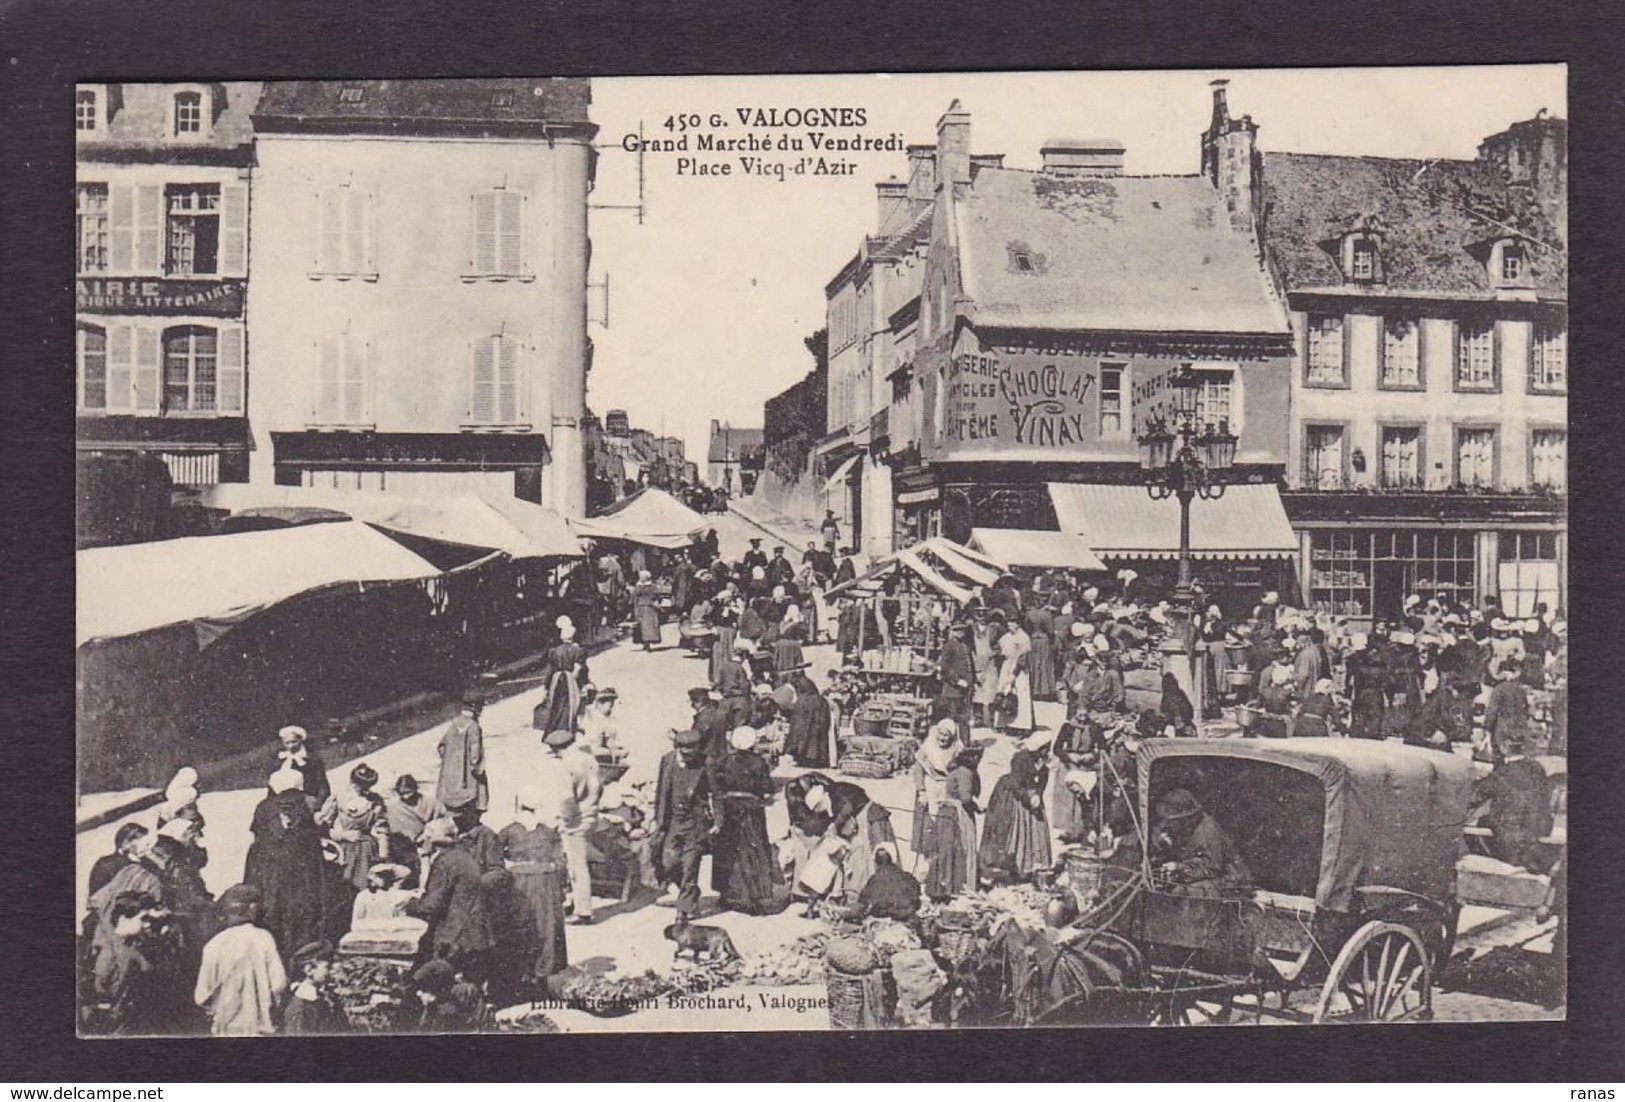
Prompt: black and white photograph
<box><xmin>73</xmin><ymin>66</ymin><xmax>1568</xmax><ymax>1036</ymax></box>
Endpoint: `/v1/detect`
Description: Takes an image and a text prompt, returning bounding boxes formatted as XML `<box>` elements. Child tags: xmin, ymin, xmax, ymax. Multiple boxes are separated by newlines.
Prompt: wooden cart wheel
<box><xmin>1312</xmin><ymin>921</ymin><xmax>1433</xmax><ymax>1023</ymax></box>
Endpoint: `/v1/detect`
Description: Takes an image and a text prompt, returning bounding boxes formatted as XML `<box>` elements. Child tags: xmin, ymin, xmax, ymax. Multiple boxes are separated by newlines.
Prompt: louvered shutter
<box><xmin>345</xmin><ymin>189</ymin><xmax>367</xmax><ymax>275</ymax></box>
<box><xmin>106</xmin><ymin>323</ymin><xmax>133</xmax><ymax>410</ymax></box>
<box><xmin>133</xmin><ymin>325</ymin><xmax>161</xmax><ymax>412</ymax></box>
<box><xmin>318</xmin><ymin>188</ymin><xmax>342</xmax><ymax>273</ymax></box>
<box><xmin>496</xmin><ymin>335</ymin><xmax>519</xmax><ymax>422</ymax></box>
<box><xmin>471</xmin><ymin>337</ymin><xmax>495</xmax><ymax>422</ymax></box>
<box><xmin>472</xmin><ymin>191</ymin><xmax>497</xmax><ymax>275</ymax></box>
<box><xmin>136</xmin><ymin>185</ymin><xmax>163</xmax><ymax>273</ymax></box>
<box><xmin>316</xmin><ymin>337</ymin><xmax>340</xmax><ymax>421</ymax></box>
<box><xmin>217</xmin><ymin>323</ymin><xmax>245</xmax><ymax>413</ymax></box>
<box><xmin>497</xmin><ymin>191</ymin><xmax>523</xmax><ymax>275</ymax></box>
<box><xmin>220</xmin><ymin>183</ymin><xmax>247</xmax><ymax>277</ymax></box>
<box><xmin>108</xmin><ymin>184</ymin><xmax>134</xmax><ymax>273</ymax></box>
<box><xmin>342</xmin><ymin>333</ymin><xmax>366</xmax><ymax>423</ymax></box>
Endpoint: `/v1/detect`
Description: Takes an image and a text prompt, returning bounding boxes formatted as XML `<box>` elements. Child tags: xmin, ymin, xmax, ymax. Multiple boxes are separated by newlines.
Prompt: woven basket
<box><xmin>839</xmin><ymin>756</ymin><xmax>892</xmax><ymax>780</ymax></box>
<box><xmin>825</xmin><ymin>966</ymin><xmax>883</xmax><ymax>1030</ymax></box>
<box><xmin>826</xmin><ymin>936</ymin><xmax>881</xmax><ymax>975</ymax></box>
<box><xmin>935</xmin><ymin>927</ymin><xmax>981</xmax><ymax>969</ymax></box>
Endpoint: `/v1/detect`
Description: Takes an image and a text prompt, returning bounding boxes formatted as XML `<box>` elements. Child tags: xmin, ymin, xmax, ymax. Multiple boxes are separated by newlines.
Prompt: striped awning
<box><xmin>1047</xmin><ymin>482</ymin><xmax>1298</xmax><ymax>560</ymax></box>
<box><xmin>969</xmin><ymin>528</ymin><xmax>1107</xmax><ymax>571</ymax></box>
<box><xmin>824</xmin><ymin>537</ymin><xmax>1008</xmax><ymax>604</ymax></box>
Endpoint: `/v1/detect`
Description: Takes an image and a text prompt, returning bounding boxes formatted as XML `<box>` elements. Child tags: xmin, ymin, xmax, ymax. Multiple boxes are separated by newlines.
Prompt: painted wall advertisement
<box><xmin>935</xmin><ymin>338</ymin><xmax>1196</xmax><ymax>457</ymax></box>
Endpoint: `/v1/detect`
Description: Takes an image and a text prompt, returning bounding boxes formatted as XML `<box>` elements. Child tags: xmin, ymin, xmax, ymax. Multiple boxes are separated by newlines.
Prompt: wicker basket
<box><xmin>838</xmin><ymin>755</ymin><xmax>892</xmax><ymax>780</ymax></box>
<box><xmin>934</xmin><ymin>927</ymin><xmax>981</xmax><ymax>969</ymax></box>
<box><xmin>1063</xmin><ymin>849</ymin><xmax>1108</xmax><ymax>910</ymax></box>
<box><xmin>825</xmin><ymin>965</ymin><xmax>886</xmax><ymax>1029</ymax></box>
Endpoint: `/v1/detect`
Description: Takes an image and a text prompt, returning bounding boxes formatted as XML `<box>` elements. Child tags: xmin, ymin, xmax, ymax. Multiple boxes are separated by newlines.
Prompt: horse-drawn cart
<box><xmin>1013</xmin><ymin>738</ymin><xmax>1475</xmax><ymax>1026</ymax></box>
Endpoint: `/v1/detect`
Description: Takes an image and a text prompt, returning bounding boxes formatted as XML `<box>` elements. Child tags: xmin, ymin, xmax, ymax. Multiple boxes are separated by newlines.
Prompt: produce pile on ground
<box><xmin>330</xmin><ymin>956</ymin><xmax>415</xmax><ymax>1032</ymax></box>
<box><xmin>1437</xmin><ymin>945</ymin><xmax>1563</xmax><ymax>1008</ymax></box>
<box><xmin>921</xmin><ymin>884</ymin><xmax>1054</xmax><ymax>934</ymax></box>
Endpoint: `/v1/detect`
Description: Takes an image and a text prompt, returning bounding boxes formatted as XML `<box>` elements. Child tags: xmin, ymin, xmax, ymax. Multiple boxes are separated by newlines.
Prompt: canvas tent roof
<box><xmin>968</xmin><ymin>528</ymin><xmax>1107</xmax><ymax>572</ymax></box>
<box><xmin>77</xmin><ymin>521</ymin><xmax>441</xmax><ymax>647</ymax></box>
<box><xmin>825</xmin><ymin>537</ymin><xmax>1008</xmax><ymax>604</ymax></box>
<box><xmin>194</xmin><ymin>484</ymin><xmax>583</xmax><ymax>559</ymax></box>
<box><xmin>571</xmin><ymin>487</ymin><xmax>714</xmax><ymax>550</ymax></box>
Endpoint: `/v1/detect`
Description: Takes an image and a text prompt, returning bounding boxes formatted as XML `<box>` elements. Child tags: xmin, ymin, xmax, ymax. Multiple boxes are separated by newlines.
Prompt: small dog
<box><xmin>663</xmin><ymin>918</ymin><xmax>740</xmax><ymax>965</ymax></box>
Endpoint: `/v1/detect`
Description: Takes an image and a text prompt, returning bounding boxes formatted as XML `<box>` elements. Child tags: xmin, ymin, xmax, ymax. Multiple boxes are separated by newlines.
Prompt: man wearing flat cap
<box><xmin>650</xmin><ymin>728</ymin><xmax>714</xmax><ymax>916</ymax></box>
<box><xmin>1150</xmin><ymin>789</ymin><xmax>1250</xmax><ymax>897</ymax></box>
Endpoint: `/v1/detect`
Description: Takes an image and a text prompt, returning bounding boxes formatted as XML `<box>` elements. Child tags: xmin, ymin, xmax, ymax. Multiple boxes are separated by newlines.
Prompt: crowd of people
<box><xmin>80</xmin><ymin>508</ymin><xmax>1567</xmax><ymax>1034</ymax></box>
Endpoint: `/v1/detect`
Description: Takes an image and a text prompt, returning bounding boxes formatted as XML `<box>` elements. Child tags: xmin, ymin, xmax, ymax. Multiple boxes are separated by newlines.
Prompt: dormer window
<box><xmin>1014</xmin><ymin>252</ymin><xmax>1034</xmax><ymax>273</ymax></box>
<box><xmin>1350</xmin><ymin>238</ymin><xmax>1378</xmax><ymax>282</ymax></box>
<box><xmin>1501</xmin><ymin>242</ymin><xmax>1525</xmax><ymax>282</ymax></box>
<box><xmin>173</xmin><ymin>91</ymin><xmax>203</xmax><ymax>136</ymax></box>
<box><xmin>1340</xmin><ymin>231</ymin><xmax>1383</xmax><ymax>284</ymax></box>
<box><xmin>75</xmin><ymin>89</ymin><xmax>100</xmax><ymax>132</ymax></box>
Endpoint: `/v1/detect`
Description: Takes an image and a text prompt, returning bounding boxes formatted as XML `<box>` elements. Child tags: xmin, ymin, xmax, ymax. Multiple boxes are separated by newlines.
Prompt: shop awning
<box><xmin>968</xmin><ymin>528</ymin><xmax>1107</xmax><ymax>572</ymax></box>
<box><xmin>825</xmin><ymin>537</ymin><xmax>1009</xmax><ymax>604</ymax></box>
<box><xmin>77</xmin><ymin>521</ymin><xmax>441</xmax><ymax>648</ymax></box>
<box><xmin>821</xmin><ymin>454</ymin><xmax>861</xmax><ymax>494</ymax></box>
<box><xmin>195</xmin><ymin>484</ymin><xmax>585</xmax><ymax>559</ymax></box>
<box><xmin>571</xmin><ymin>487</ymin><xmax>713</xmax><ymax>550</ymax></box>
<box><xmin>1047</xmin><ymin>482</ymin><xmax>1298</xmax><ymax>560</ymax></box>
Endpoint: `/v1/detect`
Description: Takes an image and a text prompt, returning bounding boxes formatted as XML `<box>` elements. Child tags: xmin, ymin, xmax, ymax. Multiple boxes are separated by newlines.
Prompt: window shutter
<box><xmin>106</xmin><ymin>323</ymin><xmax>133</xmax><ymax>410</ymax></box>
<box><xmin>472</xmin><ymin>191</ymin><xmax>497</xmax><ymax>274</ymax></box>
<box><xmin>109</xmin><ymin>184</ymin><xmax>134</xmax><ymax>273</ymax></box>
<box><xmin>220</xmin><ymin>183</ymin><xmax>247</xmax><ymax>277</ymax></box>
<box><xmin>135</xmin><ymin>185</ymin><xmax>163</xmax><ymax>274</ymax></box>
<box><xmin>318</xmin><ymin>188</ymin><xmax>342</xmax><ymax>273</ymax></box>
<box><xmin>342</xmin><ymin>333</ymin><xmax>366</xmax><ymax>423</ymax></box>
<box><xmin>496</xmin><ymin>335</ymin><xmax>520</xmax><ymax>422</ymax></box>
<box><xmin>217</xmin><ymin>323</ymin><xmax>245</xmax><ymax>413</ymax></box>
<box><xmin>471</xmin><ymin>337</ymin><xmax>495</xmax><ymax>422</ymax></box>
<box><xmin>133</xmin><ymin>325</ymin><xmax>161</xmax><ymax>412</ymax></box>
<box><xmin>363</xmin><ymin>190</ymin><xmax>379</xmax><ymax>274</ymax></box>
<box><xmin>345</xmin><ymin>189</ymin><xmax>367</xmax><ymax>275</ymax></box>
<box><xmin>317</xmin><ymin>337</ymin><xmax>340</xmax><ymax>421</ymax></box>
<box><xmin>497</xmin><ymin>191</ymin><xmax>523</xmax><ymax>275</ymax></box>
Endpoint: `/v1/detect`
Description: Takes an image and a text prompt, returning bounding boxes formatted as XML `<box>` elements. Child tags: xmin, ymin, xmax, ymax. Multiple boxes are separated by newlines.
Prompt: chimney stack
<box><xmin>1200</xmin><ymin>78</ymin><xmax>1261</xmax><ymax>236</ymax></box>
<box><xmin>935</xmin><ymin>100</ymin><xmax>971</xmax><ymax>186</ymax></box>
<box><xmin>905</xmin><ymin>144</ymin><xmax>937</xmax><ymax>203</ymax></box>
<box><xmin>970</xmin><ymin>153</ymin><xmax>1005</xmax><ymax>178</ymax></box>
<box><xmin>1478</xmin><ymin>111</ymin><xmax>1568</xmax><ymax>246</ymax></box>
<box><xmin>1039</xmin><ymin>139</ymin><xmax>1126</xmax><ymax>177</ymax></box>
<box><xmin>876</xmin><ymin>177</ymin><xmax>909</xmax><ymax>234</ymax></box>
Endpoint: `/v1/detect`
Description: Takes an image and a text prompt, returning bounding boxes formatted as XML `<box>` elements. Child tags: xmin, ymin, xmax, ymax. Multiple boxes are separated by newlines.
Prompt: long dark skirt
<box><xmin>243</xmin><ymin>836</ymin><xmax>328</xmax><ymax>953</ymax></box>
<box><xmin>979</xmin><ymin>777</ymin><xmax>1052</xmax><ymax>882</ymax></box>
<box><xmin>712</xmin><ymin>797</ymin><xmax>778</xmax><ymax>913</ymax></box>
<box><xmin>634</xmin><ymin>605</ymin><xmax>661</xmax><ymax>645</ymax></box>
<box><xmin>920</xmin><ymin>803</ymin><xmax>977</xmax><ymax>900</ymax></box>
<box><xmin>505</xmin><ymin>864</ymin><xmax>569</xmax><ymax>987</ymax></box>
<box><xmin>1351</xmin><ymin>692</ymin><xmax>1387</xmax><ymax>740</ymax></box>
<box><xmin>1029</xmin><ymin>634</ymin><xmax>1057</xmax><ymax>701</ymax></box>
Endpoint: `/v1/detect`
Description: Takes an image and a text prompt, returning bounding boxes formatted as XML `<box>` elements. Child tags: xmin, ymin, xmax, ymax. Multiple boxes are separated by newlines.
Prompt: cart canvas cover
<box><xmin>1137</xmin><ymin>739</ymin><xmax>1474</xmax><ymax>912</ymax></box>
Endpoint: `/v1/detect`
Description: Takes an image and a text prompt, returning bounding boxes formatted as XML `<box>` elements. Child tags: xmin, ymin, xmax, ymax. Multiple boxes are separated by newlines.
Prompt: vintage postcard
<box><xmin>75</xmin><ymin>67</ymin><xmax>1566</xmax><ymax>1035</ymax></box>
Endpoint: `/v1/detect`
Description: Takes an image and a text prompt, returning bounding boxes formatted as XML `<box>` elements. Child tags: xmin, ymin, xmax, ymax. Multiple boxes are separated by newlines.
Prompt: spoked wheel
<box><xmin>1313</xmin><ymin>921</ymin><xmax>1433</xmax><ymax>1023</ymax></box>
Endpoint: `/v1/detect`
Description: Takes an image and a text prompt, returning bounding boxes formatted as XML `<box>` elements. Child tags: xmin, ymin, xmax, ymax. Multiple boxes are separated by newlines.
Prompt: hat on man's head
<box><xmin>1154</xmin><ymin>789</ymin><xmax>1204</xmax><ymax>821</ymax></box>
<box><xmin>749</xmin><ymin>538</ymin><xmax>762</xmax><ymax>546</ymax></box>
<box><xmin>687</xmin><ymin>686</ymin><xmax>713</xmax><ymax>704</ymax></box>
<box><xmin>290</xmin><ymin>940</ymin><xmax>336</xmax><ymax>973</ymax></box>
<box><xmin>672</xmin><ymin>728</ymin><xmax>702</xmax><ymax>749</ymax></box>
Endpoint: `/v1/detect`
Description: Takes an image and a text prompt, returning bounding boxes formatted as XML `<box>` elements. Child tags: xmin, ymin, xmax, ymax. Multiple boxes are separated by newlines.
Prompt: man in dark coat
<box><xmin>784</xmin><ymin>668</ymin><xmax>833</xmax><ymax>768</ymax></box>
<box><xmin>741</xmin><ymin>538</ymin><xmax>769</xmax><ymax>576</ymax></box>
<box><xmin>934</xmin><ymin>622</ymin><xmax>976</xmax><ymax>745</ymax></box>
<box><xmin>834</xmin><ymin>549</ymin><xmax>858</xmax><ymax>586</ymax></box>
<box><xmin>689</xmin><ymin>687</ymin><xmax>731</xmax><ymax>769</ymax></box>
<box><xmin>1151</xmin><ymin>789</ymin><xmax>1250</xmax><ymax>896</ymax></box>
<box><xmin>768</xmin><ymin>546</ymin><xmax>796</xmax><ymax>587</ymax></box>
<box><xmin>714</xmin><ymin>639</ymin><xmax>755</xmax><ymax>728</ymax></box>
<box><xmin>437</xmin><ymin>695</ymin><xmax>489</xmax><ymax>815</ymax></box>
<box><xmin>650</xmin><ymin>729</ymin><xmax>715</xmax><ymax>916</ymax></box>
<box><xmin>406</xmin><ymin>820</ymin><xmax>496</xmax><ymax>983</ymax></box>
<box><xmin>88</xmin><ymin>823</ymin><xmax>150</xmax><ymax>901</ymax></box>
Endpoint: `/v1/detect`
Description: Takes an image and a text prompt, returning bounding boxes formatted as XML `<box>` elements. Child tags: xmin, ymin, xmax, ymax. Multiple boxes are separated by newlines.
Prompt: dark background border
<box><xmin>3</xmin><ymin>0</ymin><xmax>1621</xmax><ymax>1082</ymax></box>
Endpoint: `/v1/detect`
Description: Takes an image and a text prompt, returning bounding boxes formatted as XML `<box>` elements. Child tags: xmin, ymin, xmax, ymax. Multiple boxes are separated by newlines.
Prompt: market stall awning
<box><xmin>571</xmin><ymin>486</ymin><xmax>713</xmax><ymax>550</ymax></box>
<box><xmin>821</xmin><ymin>454</ymin><xmax>861</xmax><ymax>494</ymax></box>
<box><xmin>825</xmin><ymin>537</ymin><xmax>1009</xmax><ymax>604</ymax></box>
<box><xmin>77</xmin><ymin>521</ymin><xmax>441</xmax><ymax>647</ymax></box>
<box><xmin>968</xmin><ymin>528</ymin><xmax>1107</xmax><ymax>572</ymax></box>
<box><xmin>1046</xmin><ymin>482</ymin><xmax>1298</xmax><ymax>560</ymax></box>
<box><xmin>194</xmin><ymin>484</ymin><xmax>584</xmax><ymax>559</ymax></box>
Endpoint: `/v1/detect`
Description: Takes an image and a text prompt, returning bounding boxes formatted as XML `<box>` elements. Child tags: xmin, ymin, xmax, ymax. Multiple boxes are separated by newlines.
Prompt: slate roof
<box><xmin>956</xmin><ymin>169</ymin><xmax>1289</xmax><ymax>335</ymax></box>
<box><xmin>254</xmin><ymin>79</ymin><xmax>593</xmax><ymax>134</ymax></box>
<box><xmin>1260</xmin><ymin>152</ymin><xmax>1566</xmax><ymax>297</ymax></box>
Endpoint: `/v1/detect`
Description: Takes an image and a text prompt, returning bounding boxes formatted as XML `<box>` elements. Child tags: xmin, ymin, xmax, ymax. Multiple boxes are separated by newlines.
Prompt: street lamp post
<box><xmin>1137</xmin><ymin>364</ymin><xmax>1239</xmax><ymax>718</ymax></box>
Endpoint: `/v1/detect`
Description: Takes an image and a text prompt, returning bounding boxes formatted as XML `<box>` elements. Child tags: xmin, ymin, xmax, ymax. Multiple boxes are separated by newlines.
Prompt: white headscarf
<box><xmin>560</xmin><ymin>622</ymin><xmax>577</xmax><ymax>641</ymax></box>
<box><xmin>729</xmin><ymin>726</ymin><xmax>759</xmax><ymax>752</ymax></box>
<box><xmin>269</xmin><ymin>768</ymin><xmax>304</xmax><ymax>794</ymax></box>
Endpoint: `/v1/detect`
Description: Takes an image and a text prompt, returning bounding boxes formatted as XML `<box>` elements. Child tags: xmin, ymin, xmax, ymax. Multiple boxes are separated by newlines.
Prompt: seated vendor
<box><xmin>1149</xmin><ymin>789</ymin><xmax>1251</xmax><ymax>897</ymax></box>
